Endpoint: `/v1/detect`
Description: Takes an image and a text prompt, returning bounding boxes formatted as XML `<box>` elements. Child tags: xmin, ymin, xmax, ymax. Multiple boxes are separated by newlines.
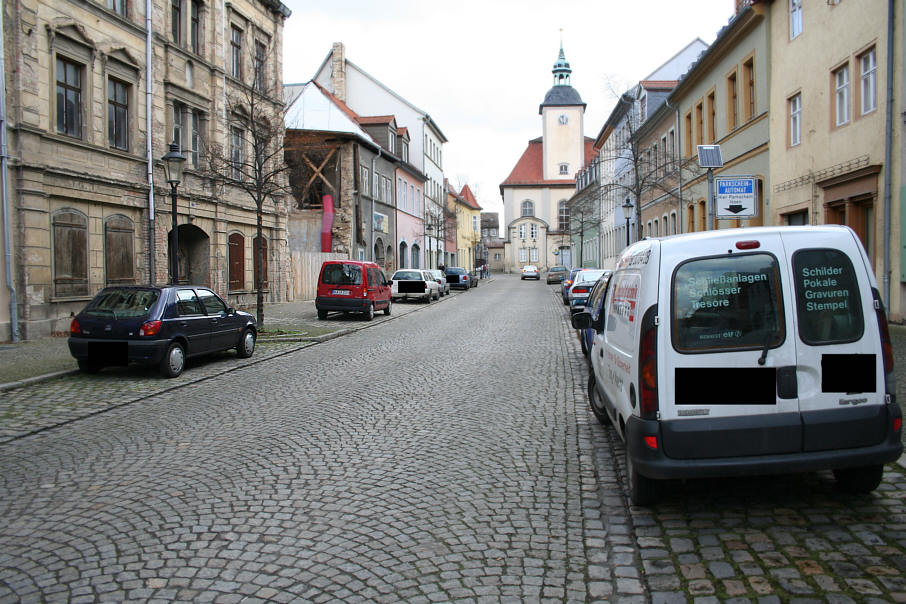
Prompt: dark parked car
<box><xmin>68</xmin><ymin>285</ymin><xmax>256</xmax><ymax>378</ymax></box>
<box><xmin>572</xmin><ymin>272</ymin><xmax>612</xmax><ymax>359</ymax></box>
<box><xmin>444</xmin><ymin>266</ymin><xmax>474</xmax><ymax>290</ymax></box>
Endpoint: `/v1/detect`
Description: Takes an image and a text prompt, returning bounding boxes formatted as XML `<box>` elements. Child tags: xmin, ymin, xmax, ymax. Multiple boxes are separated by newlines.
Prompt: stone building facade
<box><xmin>1</xmin><ymin>0</ymin><xmax>290</xmax><ymax>339</ymax></box>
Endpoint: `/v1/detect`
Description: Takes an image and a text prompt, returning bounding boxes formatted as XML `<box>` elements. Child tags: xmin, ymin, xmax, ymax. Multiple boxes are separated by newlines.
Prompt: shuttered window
<box><xmin>253</xmin><ymin>236</ymin><xmax>268</xmax><ymax>289</ymax></box>
<box><xmin>228</xmin><ymin>232</ymin><xmax>244</xmax><ymax>291</ymax></box>
<box><xmin>105</xmin><ymin>215</ymin><xmax>134</xmax><ymax>285</ymax></box>
<box><xmin>53</xmin><ymin>210</ymin><xmax>89</xmax><ymax>296</ymax></box>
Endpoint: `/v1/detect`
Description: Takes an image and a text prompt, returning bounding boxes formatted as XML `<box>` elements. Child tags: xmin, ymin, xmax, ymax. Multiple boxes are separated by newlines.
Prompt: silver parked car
<box><xmin>390</xmin><ymin>269</ymin><xmax>440</xmax><ymax>302</ymax></box>
<box><xmin>428</xmin><ymin>269</ymin><xmax>450</xmax><ymax>296</ymax></box>
<box><xmin>568</xmin><ymin>269</ymin><xmax>610</xmax><ymax>313</ymax></box>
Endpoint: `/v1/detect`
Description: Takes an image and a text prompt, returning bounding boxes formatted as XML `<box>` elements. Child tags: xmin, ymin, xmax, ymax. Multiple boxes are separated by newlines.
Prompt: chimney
<box><xmin>331</xmin><ymin>42</ymin><xmax>346</xmax><ymax>102</ymax></box>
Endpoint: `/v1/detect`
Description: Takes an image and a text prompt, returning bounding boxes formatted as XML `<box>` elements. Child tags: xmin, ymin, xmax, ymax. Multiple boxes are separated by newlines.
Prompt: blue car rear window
<box><xmin>86</xmin><ymin>288</ymin><xmax>159</xmax><ymax>318</ymax></box>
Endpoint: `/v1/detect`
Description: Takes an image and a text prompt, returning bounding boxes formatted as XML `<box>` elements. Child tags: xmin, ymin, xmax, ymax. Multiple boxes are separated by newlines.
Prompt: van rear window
<box><xmin>672</xmin><ymin>253</ymin><xmax>784</xmax><ymax>352</ymax></box>
<box><xmin>321</xmin><ymin>264</ymin><xmax>362</xmax><ymax>285</ymax></box>
<box><xmin>792</xmin><ymin>249</ymin><xmax>863</xmax><ymax>345</ymax></box>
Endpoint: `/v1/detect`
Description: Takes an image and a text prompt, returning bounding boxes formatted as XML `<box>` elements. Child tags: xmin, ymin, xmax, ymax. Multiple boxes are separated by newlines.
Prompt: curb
<box><xmin>0</xmin><ymin>369</ymin><xmax>80</xmax><ymax>394</ymax></box>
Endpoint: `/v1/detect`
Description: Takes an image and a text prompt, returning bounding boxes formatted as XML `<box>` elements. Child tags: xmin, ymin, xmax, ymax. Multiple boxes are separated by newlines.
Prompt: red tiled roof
<box><xmin>358</xmin><ymin>115</ymin><xmax>395</xmax><ymax>125</ymax></box>
<box><xmin>459</xmin><ymin>184</ymin><xmax>482</xmax><ymax>210</ymax></box>
<box><xmin>500</xmin><ymin>137</ymin><xmax>597</xmax><ymax>187</ymax></box>
<box><xmin>640</xmin><ymin>80</ymin><xmax>679</xmax><ymax>90</ymax></box>
<box><xmin>311</xmin><ymin>80</ymin><xmax>362</xmax><ymax>124</ymax></box>
<box><xmin>398</xmin><ymin>126</ymin><xmax>408</xmax><ymax>136</ymax></box>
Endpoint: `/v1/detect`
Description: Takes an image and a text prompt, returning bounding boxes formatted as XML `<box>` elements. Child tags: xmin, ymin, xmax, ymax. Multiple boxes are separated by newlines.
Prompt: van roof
<box><xmin>652</xmin><ymin>225</ymin><xmax>856</xmax><ymax>251</ymax></box>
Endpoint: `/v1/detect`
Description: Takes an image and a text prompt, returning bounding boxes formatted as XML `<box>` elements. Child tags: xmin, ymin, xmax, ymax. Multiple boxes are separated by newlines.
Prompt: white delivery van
<box><xmin>574</xmin><ymin>225</ymin><xmax>902</xmax><ymax>505</ymax></box>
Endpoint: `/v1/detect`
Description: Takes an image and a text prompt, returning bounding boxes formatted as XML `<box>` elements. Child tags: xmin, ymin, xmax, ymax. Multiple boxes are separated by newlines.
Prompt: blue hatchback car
<box><xmin>69</xmin><ymin>285</ymin><xmax>256</xmax><ymax>378</ymax></box>
<box><xmin>572</xmin><ymin>272</ymin><xmax>612</xmax><ymax>359</ymax></box>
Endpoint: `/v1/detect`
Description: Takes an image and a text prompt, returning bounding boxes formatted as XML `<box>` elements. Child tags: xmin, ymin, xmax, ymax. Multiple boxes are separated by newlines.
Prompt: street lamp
<box><xmin>621</xmin><ymin>198</ymin><xmax>633</xmax><ymax>247</ymax></box>
<box><xmin>162</xmin><ymin>142</ymin><xmax>186</xmax><ymax>284</ymax></box>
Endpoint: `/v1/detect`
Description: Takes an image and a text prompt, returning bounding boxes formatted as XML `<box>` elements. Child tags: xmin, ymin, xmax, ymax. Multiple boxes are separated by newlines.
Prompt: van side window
<box><xmin>672</xmin><ymin>253</ymin><xmax>784</xmax><ymax>352</ymax></box>
<box><xmin>793</xmin><ymin>249</ymin><xmax>863</xmax><ymax>344</ymax></box>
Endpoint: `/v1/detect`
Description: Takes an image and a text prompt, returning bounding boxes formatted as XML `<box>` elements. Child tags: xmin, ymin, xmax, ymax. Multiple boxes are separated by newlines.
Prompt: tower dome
<box><xmin>539</xmin><ymin>44</ymin><xmax>585</xmax><ymax>114</ymax></box>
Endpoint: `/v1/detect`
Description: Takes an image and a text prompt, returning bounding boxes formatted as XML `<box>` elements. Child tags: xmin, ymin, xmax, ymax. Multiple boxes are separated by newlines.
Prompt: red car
<box><xmin>316</xmin><ymin>260</ymin><xmax>391</xmax><ymax>321</ymax></box>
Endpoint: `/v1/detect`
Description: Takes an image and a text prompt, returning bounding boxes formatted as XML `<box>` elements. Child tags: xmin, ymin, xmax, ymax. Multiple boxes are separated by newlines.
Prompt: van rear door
<box><xmin>659</xmin><ymin>231</ymin><xmax>802</xmax><ymax>459</ymax></box>
<box><xmin>780</xmin><ymin>228</ymin><xmax>888</xmax><ymax>452</ymax></box>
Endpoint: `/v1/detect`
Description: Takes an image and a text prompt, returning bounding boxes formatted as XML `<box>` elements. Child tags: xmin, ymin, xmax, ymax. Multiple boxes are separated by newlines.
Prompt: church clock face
<box><xmin>558</xmin><ymin>113</ymin><xmax>568</xmax><ymax>125</ymax></box>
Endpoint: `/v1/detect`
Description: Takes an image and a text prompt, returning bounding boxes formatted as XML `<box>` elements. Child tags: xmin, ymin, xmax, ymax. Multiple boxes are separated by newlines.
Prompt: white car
<box><xmin>567</xmin><ymin>269</ymin><xmax>609</xmax><ymax>313</ymax></box>
<box><xmin>575</xmin><ymin>226</ymin><xmax>903</xmax><ymax>505</ymax></box>
<box><xmin>390</xmin><ymin>269</ymin><xmax>440</xmax><ymax>303</ymax></box>
<box><xmin>428</xmin><ymin>269</ymin><xmax>450</xmax><ymax>296</ymax></box>
<box><xmin>521</xmin><ymin>265</ymin><xmax>540</xmax><ymax>280</ymax></box>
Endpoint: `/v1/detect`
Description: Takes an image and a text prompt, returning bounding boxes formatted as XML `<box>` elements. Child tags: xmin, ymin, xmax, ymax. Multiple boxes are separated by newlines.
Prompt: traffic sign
<box><xmin>715</xmin><ymin>177</ymin><xmax>758</xmax><ymax>219</ymax></box>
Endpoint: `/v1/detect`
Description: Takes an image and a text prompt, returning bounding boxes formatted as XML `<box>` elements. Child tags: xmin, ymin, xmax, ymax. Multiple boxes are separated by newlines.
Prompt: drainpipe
<box><xmin>665</xmin><ymin>98</ymin><xmax>683</xmax><ymax>233</ymax></box>
<box><xmin>0</xmin><ymin>3</ymin><xmax>18</xmax><ymax>341</ymax></box>
<box><xmin>882</xmin><ymin>0</ymin><xmax>894</xmax><ymax>312</ymax></box>
<box><xmin>146</xmin><ymin>0</ymin><xmax>156</xmax><ymax>284</ymax></box>
<box><xmin>370</xmin><ymin>147</ymin><xmax>382</xmax><ymax>261</ymax></box>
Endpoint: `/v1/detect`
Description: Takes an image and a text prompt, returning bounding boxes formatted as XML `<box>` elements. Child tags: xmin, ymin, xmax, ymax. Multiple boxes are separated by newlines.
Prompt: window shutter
<box><xmin>229</xmin><ymin>233</ymin><xmax>244</xmax><ymax>290</ymax></box>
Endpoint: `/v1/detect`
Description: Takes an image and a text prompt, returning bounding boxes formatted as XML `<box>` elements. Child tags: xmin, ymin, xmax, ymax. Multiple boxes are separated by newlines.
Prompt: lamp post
<box><xmin>621</xmin><ymin>198</ymin><xmax>633</xmax><ymax>248</ymax></box>
<box><xmin>162</xmin><ymin>142</ymin><xmax>186</xmax><ymax>284</ymax></box>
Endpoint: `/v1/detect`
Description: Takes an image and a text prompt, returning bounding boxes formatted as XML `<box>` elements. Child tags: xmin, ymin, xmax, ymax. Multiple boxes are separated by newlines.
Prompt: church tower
<box><xmin>539</xmin><ymin>44</ymin><xmax>586</xmax><ymax>181</ymax></box>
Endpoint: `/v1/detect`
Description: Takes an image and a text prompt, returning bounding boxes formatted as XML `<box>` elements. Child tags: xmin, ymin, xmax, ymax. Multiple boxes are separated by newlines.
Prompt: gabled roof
<box><xmin>459</xmin><ymin>185</ymin><xmax>482</xmax><ymax>210</ymax></box>
<box><xmin>312</xmin><ymin>44</ymin><xmax>449</xmax><ymax>143</ymax></box>
<box><xmin>500</xmin><ymin>137</ymin><xmax>597</xmax><ymax>189</ymax></box>
<box><xmin>283</xmin><ymin>81</ymin><xmax>378</xmax><ymax>150</ymax></box>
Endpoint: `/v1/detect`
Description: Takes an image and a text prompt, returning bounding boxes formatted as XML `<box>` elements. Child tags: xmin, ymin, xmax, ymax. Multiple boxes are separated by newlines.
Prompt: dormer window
<box><xmin>388</xmin><ymin>131</ymin><xmax>395</xmax><ymax>154</ymax></box>
<box><xmin>401</xmin><ymin>141</ymin><xmax>409</xmax><ymax>163</ymax></box>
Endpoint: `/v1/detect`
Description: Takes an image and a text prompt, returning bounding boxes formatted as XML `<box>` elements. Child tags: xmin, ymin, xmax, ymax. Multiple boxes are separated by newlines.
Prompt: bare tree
<box><xmin>600</xmin><ymin>84</ymin><xmax>702</xmax><ymax>242</ymax></box>
<box><xmin>201</xmin><ymin>40</ymin><xmax>295</xmax><ymax>327</ymax></box>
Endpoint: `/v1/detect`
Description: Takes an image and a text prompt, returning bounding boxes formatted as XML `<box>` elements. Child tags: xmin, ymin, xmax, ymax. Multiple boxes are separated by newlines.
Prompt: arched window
<box><xmin>228</xmin><ymin>232</ymin><xmax>244</xmax><ymax>291</ymax></box>
<box><xmin>399</xmin><ymin>241</ymin><xmax>408</xmax><ymax>268</ymax></box>
<box><xmin>104</xmin><ymin>215</ymin><xmax>135</xmax><ymax>285</ymax></box>
<box><xmin>521</xmin><ymin>200</ymin><xmax>534</xmax><ymax>217</ymax></box>
<box><xmin>253</xmin><ymin>235</ymin><xmax>268</xmax><ymax>289</ymax></box>
<box><xmin>53</xmin><ymin>209</ymin><xmax>88</xmax><ymax>296</ymax></box>
<box><xmin>558</xmin><ymin>200</ymin><xmax>569</xmax><ymax>232</ymax></box>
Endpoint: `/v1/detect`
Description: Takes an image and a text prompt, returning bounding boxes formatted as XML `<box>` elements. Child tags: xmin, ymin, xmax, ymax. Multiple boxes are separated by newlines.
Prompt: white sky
<box><xmin>281</xmin><ymin>0</ymin><xmax>736</xmax><ymax>218</ymax></box>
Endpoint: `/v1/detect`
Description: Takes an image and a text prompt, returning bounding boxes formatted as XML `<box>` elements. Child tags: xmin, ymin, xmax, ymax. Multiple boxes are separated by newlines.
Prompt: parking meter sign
<box><xmin>715</xmin><ymin>177</ymin><xmax>758</xmax><ymax>219</ymax></box>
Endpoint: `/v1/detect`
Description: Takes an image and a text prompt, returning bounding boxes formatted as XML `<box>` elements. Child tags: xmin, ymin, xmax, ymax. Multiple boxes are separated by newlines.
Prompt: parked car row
<box><xmin>565</xmin><ymin>226</ymin><xmax>903</xmax><ymax>506</ymax></box>
<box><xmin>67</xmin><ymin>260</ymin><xmax>480</xmax><ymax>380</ymax></box>
<box><xmin>315</xmin><ymin>260</ymin><xmax>479</xmax><ymax>321</ymax></box>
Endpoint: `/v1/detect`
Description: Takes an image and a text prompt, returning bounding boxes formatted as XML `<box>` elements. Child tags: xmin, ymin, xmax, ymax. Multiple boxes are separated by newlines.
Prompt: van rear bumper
<box><xmin>626</xmin><ymin>406</ymin><xmax>903</xmax><ymax>480</ymax></box>
<box><xmin>316</xmin><ymin>296</ymin><xmax>371</xmax><ymax>312</ymax></box>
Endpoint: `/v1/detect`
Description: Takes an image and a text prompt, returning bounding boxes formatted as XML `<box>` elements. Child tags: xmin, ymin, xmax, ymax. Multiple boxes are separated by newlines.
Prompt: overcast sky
<box><xmin>282</xmin><ymin>0</ymin><xmax>736</xmax><ymax>217</ymax></box>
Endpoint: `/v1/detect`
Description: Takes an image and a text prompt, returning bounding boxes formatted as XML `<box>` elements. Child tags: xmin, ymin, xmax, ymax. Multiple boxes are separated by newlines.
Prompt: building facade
<box><xmin>667</xmin><ymin>3</ymin><xmax>770</xmax><ymax>236</ymax></box>
<box><xmin>767</xmin><ymin>0</ymin><xmax>901</xmax><ymax>319</ymax></box>
<box><xmin>1</xmin><ymin>0</ymin><xmax>290</xmax><ymax>339</ymax></box>
<box><xmin>312</xmin><ymin>43</ymin><xmax>447</xmax><ymax>270</ymax></box>
<box><xmin>500</xmin><ymin>45</ymin><xmax>595</xmax><ymax>273</ymax></box>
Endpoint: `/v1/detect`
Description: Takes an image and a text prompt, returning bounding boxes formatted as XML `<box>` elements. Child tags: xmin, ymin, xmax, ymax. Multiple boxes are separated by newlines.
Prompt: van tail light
<box><xmin>140</xmin><ymin>320</ymin><xmax>162</xmax><ymax>337</ymax></box>
<box><xmin>70</xmin><ymin>318</ymin><xmax>81</xmax><ymax>335</ymax></box>
<box><xmin>872</xmin><ymin>288</ymin><xmax>895</xmax><ymax>397</ymax></box>
<box><xmin>638</xmin><ymin>305</ymin><xmax>659</xmax><ymax>419</ymax></box>
<box><xmin>643</xmin><ymin>436</ymin><xmax>659</xmax><ymax>449</ymax></box>
<box><xmin>894</xmin><ymin>417</ymin><xmax>902</xmax><ymax>433</ymax></box>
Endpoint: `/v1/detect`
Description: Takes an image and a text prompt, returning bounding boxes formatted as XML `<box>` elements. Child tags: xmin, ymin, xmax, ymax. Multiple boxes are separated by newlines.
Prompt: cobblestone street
<box><xmin>0</xmin><ymin>275</ymin><xmax>904</xmax><ymax>602</ymax></box>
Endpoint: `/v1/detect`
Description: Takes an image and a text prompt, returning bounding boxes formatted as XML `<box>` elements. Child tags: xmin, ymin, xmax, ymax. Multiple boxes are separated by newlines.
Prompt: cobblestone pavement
<box><xmin>564</xmin><ymin>287</ymin><xmax>906</xmax><ymax>604</ymax></box>
<box><xmin>1</xmin><ymin>275</ymin><xmax>905</xmax><ymax>602</ymax></box>
<box><xmin>0</xmin><ymin>275</ymin><xmax>611</xmax><ymax>602</ymax></box>
<box><xmin>0</xmin><ymin>287</ymin><xmax>470</xmax><ymax>441</ymax></box>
